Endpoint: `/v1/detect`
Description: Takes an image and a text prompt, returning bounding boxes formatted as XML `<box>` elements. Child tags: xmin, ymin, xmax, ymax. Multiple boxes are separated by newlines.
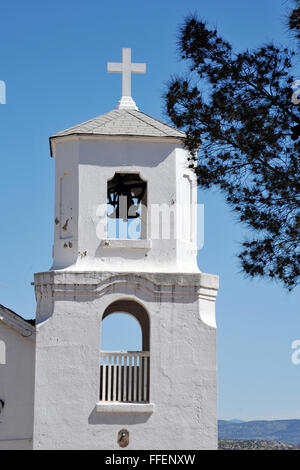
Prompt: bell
<box><xmin>107</xmin><ymin>173</ymin><xmax>146</xmax><ymax>222</ymax></box>
<box><xmin>108</xmin><ymin>195</ymin><xmax>140</xmax><ymax>222</ymax></box>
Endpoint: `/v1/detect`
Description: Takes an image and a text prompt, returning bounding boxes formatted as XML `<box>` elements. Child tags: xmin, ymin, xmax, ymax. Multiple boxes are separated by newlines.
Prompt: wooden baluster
<box><xmin>107</xmin><ymin>355</ymin><xmax>112</xmax><ymax>401</ymax></box>
<box><xmin>118</xmin><ymin>354</ymin><xmax>123</xmax><ymax>401</ymax></box>
<box><xmin>138</xmin><ymin>354</ymin><xmax>143</xmax><ymax>402</ymax></box>
<box><xmin>143</xmin><ymin>355</ymin><xmax>148</xmax><ymax>402</ymax></box>
<box><xmin>102</xmin><ymin>354</ymin><xmax>106</xmax><ymax>401</ymax></box>
<box><xmin>123</xmin><ymin>354</ymin><xmax>127</xmax><ymax>402</ymax></box>
<box><xmin>133</xmin><ymin>354</ymin><xmax>138</xmax><ymax>402</ymax></box>
<box><xmin>128</xmin><ymin>355</ymin><xmax>132</xmax><ymax>402</ymax></box>
<box><xmin>118</xmin><ymin>354</ymin><xmax>121</xmax><ymax>402</ymax></box>
<box><xmin>112</xmin><ymin>354</ymin><xmax>117</xmax><ymax>401</ymax></box>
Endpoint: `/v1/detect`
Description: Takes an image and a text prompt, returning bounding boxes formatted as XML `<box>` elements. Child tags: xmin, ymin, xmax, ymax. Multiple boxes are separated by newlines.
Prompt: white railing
<box><xmin>100</xmin><ymin>351</ymin><xmax>150</xmax><ymax>403</ymax></box>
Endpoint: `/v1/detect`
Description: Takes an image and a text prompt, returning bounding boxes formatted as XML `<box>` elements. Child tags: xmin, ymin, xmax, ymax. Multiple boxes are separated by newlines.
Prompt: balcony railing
<box><xmin>100</xmin><ymin>351</ymin><xmax>150</xmax><ymax>403</ymax></box>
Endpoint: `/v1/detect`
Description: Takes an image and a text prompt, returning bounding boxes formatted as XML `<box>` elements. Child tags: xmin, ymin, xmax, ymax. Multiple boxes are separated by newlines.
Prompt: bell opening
<box><xmin>107</xmin><ymin>173</ymin><xmax>147</xmax><ymax>239</ymax></box>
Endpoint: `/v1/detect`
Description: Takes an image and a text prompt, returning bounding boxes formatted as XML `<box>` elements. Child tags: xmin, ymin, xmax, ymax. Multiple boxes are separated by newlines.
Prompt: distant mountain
<box><xmin>218</xmin><ymin>420</ymin><xmax>300</xmax><ymax>446</ymax></box>
<box><xmin>219</xmin><ymin>439</ymin><xmax>300</xmax><ymax>450</ymax></box>
<box><xmin>228</xmin><ymin>419</ymin><xmax>245</xmax><ymax>424</ymax></box>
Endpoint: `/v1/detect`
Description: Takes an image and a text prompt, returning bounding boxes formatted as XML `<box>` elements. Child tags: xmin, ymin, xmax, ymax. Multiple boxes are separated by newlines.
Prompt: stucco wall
<box><xmin>52</xmin><ymin>137</ymin><xmax>198</xmax><ymax>273</ymax></box>
<box><xmin>33</xmin><ymin>270</ymin><xmax>218</xmax><ymax>450</ymax></box>
<box><xmin>34</xmin><ymin>131</ymin><xmax>219</xmax><ymax>450</ymax></box>
<box><xmin>0</xmin><ymin>322</ymin><xmax>35</xmax><ymax>450</ymax></box>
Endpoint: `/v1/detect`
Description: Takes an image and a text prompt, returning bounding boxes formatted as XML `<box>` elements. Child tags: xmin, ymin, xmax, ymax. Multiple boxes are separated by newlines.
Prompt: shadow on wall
<box><xmin>88</xmin><ymin>407</ymin><xmax>152</xmax><ymax>425</ymax></box>
<box><xmin>79</xmin><ymin>141</ymin><xmax>176</xmax><ymax>168</ymax></box>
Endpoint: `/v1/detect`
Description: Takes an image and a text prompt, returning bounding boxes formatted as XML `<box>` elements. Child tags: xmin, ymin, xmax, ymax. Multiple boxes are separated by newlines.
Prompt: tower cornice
<box><xmin>34</xmin><ymin>270</ymin><xmax>219</xmax><ymax>302</ymax></box>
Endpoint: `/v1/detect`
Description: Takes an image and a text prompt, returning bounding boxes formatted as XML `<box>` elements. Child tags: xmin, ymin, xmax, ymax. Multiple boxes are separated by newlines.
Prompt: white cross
<box><xmin>107</xmin><ymin>48</ymin><xmax>146</xmax><ymax>110</ymax></box>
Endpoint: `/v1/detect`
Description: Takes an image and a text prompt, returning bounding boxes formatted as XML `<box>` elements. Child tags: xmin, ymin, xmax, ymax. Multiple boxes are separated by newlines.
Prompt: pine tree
<box><xmin>165</xmin><ymin>15</ymin><xmax>300</xmax><ymax>289</ymax></box>
<box><xmin>289</xmin><ymin>1</ymin><xmax>300</xmax><ymax>45</ymax></box>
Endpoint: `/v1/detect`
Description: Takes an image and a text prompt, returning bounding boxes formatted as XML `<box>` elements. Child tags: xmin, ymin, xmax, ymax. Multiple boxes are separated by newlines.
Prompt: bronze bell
<box><xmin>107</xmin><ymin>173</ymin><xmax>146</xmax><ymax>222</ymax></box>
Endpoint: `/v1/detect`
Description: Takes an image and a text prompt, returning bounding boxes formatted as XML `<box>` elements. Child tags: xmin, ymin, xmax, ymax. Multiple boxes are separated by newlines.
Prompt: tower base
<box><xmin>33</xmin><ymin>270</ymin><xmax>218</xmax><ymax>450</ymax></box>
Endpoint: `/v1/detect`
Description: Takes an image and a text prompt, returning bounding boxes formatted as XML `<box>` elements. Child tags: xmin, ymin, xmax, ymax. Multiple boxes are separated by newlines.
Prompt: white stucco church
<box><xmin>0</xmin><ymin>49</ymin><xmax>219</xmax><ymax>450</ymax></box>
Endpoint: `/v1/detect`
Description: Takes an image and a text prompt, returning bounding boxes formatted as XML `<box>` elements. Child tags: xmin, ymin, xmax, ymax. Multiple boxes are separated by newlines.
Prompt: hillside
<box><xmin>219</xmin><ymin>439</ymin><xmax>300</xmax><ymax>450</ymax></box>
<box><xmin>218</xmin><ymin>420</ymin><xmax>300</xmax><ymax>446</ymax></box>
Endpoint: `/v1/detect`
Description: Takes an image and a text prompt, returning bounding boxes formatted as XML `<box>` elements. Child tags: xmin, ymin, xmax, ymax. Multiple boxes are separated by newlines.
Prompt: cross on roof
<box><xmin>107</xmin><ymin>48</ymin><xmax>146</xmax><ymax>110</ymax></box>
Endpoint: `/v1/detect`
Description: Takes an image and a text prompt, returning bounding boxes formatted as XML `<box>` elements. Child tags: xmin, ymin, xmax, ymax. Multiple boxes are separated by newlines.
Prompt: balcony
<box><xmin>99</xmin><ymin>351</ymin><xmax>150</xmax><ymax>403</ymax></box>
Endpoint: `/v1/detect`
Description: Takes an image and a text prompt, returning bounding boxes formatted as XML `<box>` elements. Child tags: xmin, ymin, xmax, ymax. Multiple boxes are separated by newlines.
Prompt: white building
<box><xmin>0</xmin><ymin>48</ymin><xmax>219</xmax><ymax>450</ymax></box>
<box><xmin>0</xmin><ymin>305</ymin><xmax>35</xmax><ymax>450</ymax></box>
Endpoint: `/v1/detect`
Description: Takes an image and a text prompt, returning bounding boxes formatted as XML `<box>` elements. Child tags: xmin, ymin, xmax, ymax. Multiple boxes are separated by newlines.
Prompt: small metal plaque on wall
<box><xmin>118</xmin><ymin>429</ymin><xmax>129</xmax><ymax>448</ymax></box>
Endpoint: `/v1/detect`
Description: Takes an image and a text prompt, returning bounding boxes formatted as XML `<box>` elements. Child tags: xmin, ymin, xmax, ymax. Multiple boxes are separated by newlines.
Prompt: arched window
<box><xmin>100</xmin><ymin>300</ymin><xmax>150</xmax><ymax>403</ymax></box>
<box><xmin>0</xmin><ymin>340</ymin><xmax>6</xmax><ymax>365</ymax></box>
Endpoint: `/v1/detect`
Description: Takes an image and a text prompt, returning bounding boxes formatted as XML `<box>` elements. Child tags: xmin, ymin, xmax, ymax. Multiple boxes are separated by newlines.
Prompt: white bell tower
<box><xmin>33</xmin><ymin>48</ymin><xmax>219</xmax><ymax>450</ymax></box>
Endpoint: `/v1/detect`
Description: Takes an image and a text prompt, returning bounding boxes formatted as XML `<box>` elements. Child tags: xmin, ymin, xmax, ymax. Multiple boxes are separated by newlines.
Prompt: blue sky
<box><xmin>0</xmin><ymin>0</ymin><xmax>299</xmax><ymax>421</ymax></box>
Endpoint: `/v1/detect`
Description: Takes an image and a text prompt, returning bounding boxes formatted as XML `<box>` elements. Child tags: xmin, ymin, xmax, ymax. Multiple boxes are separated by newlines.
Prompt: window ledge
<box><xmin>96</xmin><ymin>402</ymin><xmax>154</xmax><ymax>414</ymax></box>
<box><xmin>101</xmin><ymin>239</ymin><xmax>151</xmax><ymax>250</ymax></box>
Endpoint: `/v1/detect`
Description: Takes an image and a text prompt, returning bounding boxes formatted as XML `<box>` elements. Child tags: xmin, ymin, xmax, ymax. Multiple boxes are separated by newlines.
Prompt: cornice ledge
<box><xmin>34</xmin><ymin>270</ymin><xmax>219</xmax><ymax>301</ymax></box>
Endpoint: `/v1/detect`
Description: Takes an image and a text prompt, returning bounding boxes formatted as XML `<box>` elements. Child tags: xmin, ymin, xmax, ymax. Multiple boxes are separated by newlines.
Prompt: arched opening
<box><xmin>107</xmin><ymin>173</ymin><xmax>147</xmax><ymax>240</ymax></box>
<box><xmin>101</xmin><ymin>313</ymin><xmax>142</xmax><ymax>351</ymax></box>
<box><xmin>100</xmin><ymin>300</ymin><xmax>150</xmax><ymax>403</ymax></box>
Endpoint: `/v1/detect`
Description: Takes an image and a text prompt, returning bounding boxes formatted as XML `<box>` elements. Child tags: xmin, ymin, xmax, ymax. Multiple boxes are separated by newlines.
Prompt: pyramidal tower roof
<box><xmin>50</xmin><ymin>48</ymin><xmax>185</xmax><ymax>156</ymax></box>
<box><xmin>51</xmin><ymin>108</ymin><xmax>185</xmax><ymax>139</ymax></box>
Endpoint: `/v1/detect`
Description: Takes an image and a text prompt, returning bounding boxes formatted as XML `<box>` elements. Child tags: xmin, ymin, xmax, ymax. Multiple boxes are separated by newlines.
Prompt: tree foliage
<box><xmin>165</xmin><ymin>16</ymin><xmax>300</xmax><ymax>289</ymax></box>
<box><xmin>288</xmin><ymin>1</ymin><xmax>300</xmax><ymax>45</ymax></box>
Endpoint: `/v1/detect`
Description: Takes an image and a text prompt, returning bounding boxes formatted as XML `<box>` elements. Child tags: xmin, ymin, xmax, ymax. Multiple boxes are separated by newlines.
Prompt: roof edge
<box><xmin>0</xmin><ymin>305</ymin><xmax>35</xmax><ymax>339</ymax></box>
<box><xmin>49</xmin><ymin>132</ymin><xmax>186</xmax><ymax>157</ymax></box>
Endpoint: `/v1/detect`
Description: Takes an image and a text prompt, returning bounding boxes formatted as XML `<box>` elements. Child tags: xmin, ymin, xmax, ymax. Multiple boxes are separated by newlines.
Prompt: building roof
<box><xmin>50</xmin><ymin>108</ymin><xmax>185</xmax><ymax>156</ymax></box>
<box><xmin>0</xmin><ymin>304</ymin><xmax>35</xmax><ymax>338</ymax></box>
